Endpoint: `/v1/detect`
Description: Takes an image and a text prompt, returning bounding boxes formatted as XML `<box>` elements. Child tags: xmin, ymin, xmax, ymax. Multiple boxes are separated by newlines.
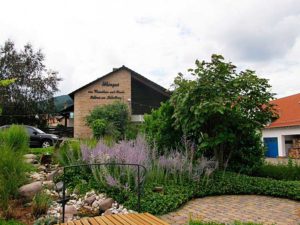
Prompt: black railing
<box><xmin>59</xmin><ymin>163</ymin><xmax>147</xmax><ymax>223</ymax></box>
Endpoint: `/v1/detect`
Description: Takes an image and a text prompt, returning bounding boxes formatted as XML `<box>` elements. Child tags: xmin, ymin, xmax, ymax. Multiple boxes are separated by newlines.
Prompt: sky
<box><xmin>0</xmin><ymin>0</ymin><xmax>300</xmax><ymax>98</ymax></box>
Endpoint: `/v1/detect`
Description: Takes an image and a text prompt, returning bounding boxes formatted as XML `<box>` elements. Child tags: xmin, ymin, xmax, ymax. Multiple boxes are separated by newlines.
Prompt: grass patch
<box><xmin>28</xmin><ymin>146</ymin><xmax>54</xmax><ymax>155</ymax></box>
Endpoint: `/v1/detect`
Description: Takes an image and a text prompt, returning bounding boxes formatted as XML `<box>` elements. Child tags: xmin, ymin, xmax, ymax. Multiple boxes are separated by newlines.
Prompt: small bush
<box><xmin>86</xmin><ymin>101</ymin><xmax>129</xmax><ymax>139</ymax></box>
<box><xmin>253</xmin><ymin>159</ymin><xmax>300</xmax><ymax>181</ymax></box>
<box><xmin>1</xmin><ymin>124</ymin><xmax>29</xmax><ymax>153</ymax></box>
<box><xmin>0</xmin><ymin>125</ymin><xmax>29</xmax><ymax>216</ymax></box>
<box><xmin>32</xmin><ymin>191</ymin><xmax>52</xmax><ymax>217</ymax></box>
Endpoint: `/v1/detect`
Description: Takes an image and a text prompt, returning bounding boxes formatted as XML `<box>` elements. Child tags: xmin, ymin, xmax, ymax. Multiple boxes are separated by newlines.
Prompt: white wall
<box><xmin>262</xmin><ymin>126</ymin><xmax>300</xmax><ymax>157</ymax></box>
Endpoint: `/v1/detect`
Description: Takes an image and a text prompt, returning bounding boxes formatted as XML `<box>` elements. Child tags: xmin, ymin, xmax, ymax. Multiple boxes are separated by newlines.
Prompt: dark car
<box><xmin>0</xmin><ymin>125</ymin><xmax>59</xmax><ymax>148</ymax></box>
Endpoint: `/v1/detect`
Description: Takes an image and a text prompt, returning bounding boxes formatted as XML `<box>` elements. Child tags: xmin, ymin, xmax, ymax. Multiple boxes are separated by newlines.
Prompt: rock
<box><xmin>98</xmin><ymin>198</ymin><xmax>114</xmax><ymax>212</ymax></box>
<box><xmin>38</xmin><ymin>165</ymin><xmax>46</xmax><ymax>171</ymax></box>
<box><xmin>46</xmin><ymin>170</ymin><xmax>58</xmax><ymax>181</ymax></box>
<box><xmin>18</xmin><ymin>181</ymin><xmax>42</xmax><ymax>198</ymax></box>
<box><xmin>42</xmin><ymin>180</ymin><xmax>54</xmax><ymax>189</ymax></box>
<box><xmin>24</xmin><ymin>154</ymin><xmax>37</xmax><ymax>160</ymax></box>
<box><xmin>92</xmin><ymin>200</ymin><xmax>100</xmax><ymax>209</ymax></box>
<box><xmin>84</xmin><ymin>195</ymin><xmax>96</xmax><ymax>205</ymax></box>
<box><xmin>25</xmin><ymin>158</ymin><xmax>38</xmax><ymax>164</ymax></box>
<box><xmin>103</xmin><ymin>209</ymin><xmax>113</xmax><ymax>215</ymax></box>
<box><xmin>55</xmin><ymin>181</ymin><xmax>64</xmax><ymax>192</ymax></box>
<box><xmin>40</xmin><ymin>154</ymin><xmax>52</xmax><ymax>165</ymax></box>
<box><xmin>83</xmin><ymin>205</ymin><xmax>93</xmax><ymax>211</ymax></box>
<box><xmin>153</xmin><ymin>186</ymin><xmax>164</xmax><ymax>193</ymax></box>
<box><xmin>30</xmin><ymin>172</ymin><xmax>44</xmax><ymax>181</ymax></box>
<box><xmin>60</xmin><ymin>205</ymin><xmax>77</xmax><ymax>215</ymax></box>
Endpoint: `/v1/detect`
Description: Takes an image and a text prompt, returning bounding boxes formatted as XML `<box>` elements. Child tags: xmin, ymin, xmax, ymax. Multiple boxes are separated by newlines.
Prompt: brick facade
<box><xmin>74</xmin><ymin>69</ymin><xmax>131</xmax><ymax>138</ymax></box>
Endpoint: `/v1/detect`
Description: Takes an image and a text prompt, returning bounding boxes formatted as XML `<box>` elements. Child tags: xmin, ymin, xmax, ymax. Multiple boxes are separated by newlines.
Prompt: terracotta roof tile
<box><xmin>267</xmin><ymin>93</ymin><xmax>300</xmax><ymax>128</ymax></box>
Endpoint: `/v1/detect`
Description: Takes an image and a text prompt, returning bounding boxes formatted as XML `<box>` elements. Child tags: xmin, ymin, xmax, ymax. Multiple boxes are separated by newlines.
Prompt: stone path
<box><xmin>160</xmin><ymin>195</ymin><xmax>300</xmax><ymax>225</ymax></box>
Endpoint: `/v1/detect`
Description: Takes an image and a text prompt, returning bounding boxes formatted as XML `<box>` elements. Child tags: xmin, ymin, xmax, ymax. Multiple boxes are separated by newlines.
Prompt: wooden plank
<box><xmin>144</xmin><ymin>213</ymin><xmax>169</xmax><ymax>225</ymax></box>
<box><xmin>135</xmin><ymin>214</ymin><xmax>160</xmax><ymax>225</ymax></box>
<box><xmin>99</xmin><ymin>216</ymin><xmax>116</xmax><ymax>225</ymax></box>
<box><xmin>113</xmin><ymin>214</ymin><xmax>139</xmax><ymax>225</ymax></box>
<box><xmin>88</xmin><ymin>217</ymin><xmax>102</xmax><ymax>225</ymax></box>
<box><xmin>126</xmin><ymin>214</ymin><xmax>152</xmax><ymax>225</ymax></box>
<box><xmin>80</xmin><ymin>218</ymin><xmax>91</xmax><ymax>225</ymax></box>
<box><xmin>74</xmin><ymin>220</ymin><xmax>83</xmax><ymax>225</ymax></box>
<box><xmin>67</xmin><ymin>222</ymin><xmax>75</xmax><ymax>225</ymax></box>
<box><xmin>104</xmin><ymin>215</ymin><xmax>123</xmax><ymax>225</ymax></box>
<box><xmin>93</xmin><ymin>216</ymin><xmax>108</xmax><ymax>225</ymax></box>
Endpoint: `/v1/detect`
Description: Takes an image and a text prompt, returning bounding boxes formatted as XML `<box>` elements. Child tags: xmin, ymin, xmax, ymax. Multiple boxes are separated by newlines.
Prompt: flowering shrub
<box><xmin>78</xmin><ymin>136</ymin><xmax>217</xmax><ymax>191</ymax></box>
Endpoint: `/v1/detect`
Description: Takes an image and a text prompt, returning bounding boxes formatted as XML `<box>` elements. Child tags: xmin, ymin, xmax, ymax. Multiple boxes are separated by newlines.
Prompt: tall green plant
<box><xmin>0</xmin><ymin>125</ymin><xmax>29</xmax><ymax>216</ymax></box>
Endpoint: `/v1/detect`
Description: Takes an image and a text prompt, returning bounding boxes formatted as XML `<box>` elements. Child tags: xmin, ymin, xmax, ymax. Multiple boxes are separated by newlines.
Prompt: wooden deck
<box><xmin>59</xmin><ymin>213</ymin><xmax>170</xmax><ymax>225</ymax></box>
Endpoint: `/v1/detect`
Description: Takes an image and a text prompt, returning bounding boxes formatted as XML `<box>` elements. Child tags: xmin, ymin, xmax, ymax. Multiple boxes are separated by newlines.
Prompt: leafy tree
<box><xmin>0</xmin><ymin>40</ymin><xmax>61</xmax><ymax>127</ymax></box>
<box><xmin>86</xmin><ymin>101</ymin><xmax>129</xmax><ymax>139</ymax></box>
<box><xmin>170</xmin><ymin>54</ymin><xmax>277</xmax><ymax>170</ymax></box>
<box><xmin>143</xmin><ymin>101</ymin><xmax>182</xmax><ymax>153</ymax></box>
<box><xmin>0</xmin><ymin>78</ymin><xmax>15</xmax><ymax>115</ymax></box>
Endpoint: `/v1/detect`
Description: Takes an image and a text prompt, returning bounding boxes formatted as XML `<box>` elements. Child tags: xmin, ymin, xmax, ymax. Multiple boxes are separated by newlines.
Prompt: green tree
<box><xmin>86</xmin><ymin>101</ymin><xmax>129</xmax><ymax>139</ymax></box>
<box><xmin>143</xmin><ymin>101</ymin><xmax>182</xmax><ymax>153</ymax></box>
<box><xmin>170</xmin><ymin>54</ymin><xmax>277</xmax><ymax>170</ymax></box>
<box><xmin>0</xmin><ymin>78</ymin><xmax>15</xmax><ymax>115</ymax></box>
<box><xmin>0</xmin><ymin>40</ymin><xmax>61</xmax><ymax>127</ymax></box>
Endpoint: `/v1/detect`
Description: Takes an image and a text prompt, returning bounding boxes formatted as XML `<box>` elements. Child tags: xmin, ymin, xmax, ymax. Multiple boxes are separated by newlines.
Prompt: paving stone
<box><xmin>160</xmin><ymin>195</ymin><xmax>300</xmax><ymax>225</ymax></box>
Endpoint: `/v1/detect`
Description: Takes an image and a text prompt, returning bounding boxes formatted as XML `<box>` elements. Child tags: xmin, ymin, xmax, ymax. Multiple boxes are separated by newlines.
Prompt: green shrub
<box><xmin>91</xmin><ymin>119</ymin><xmax>107</xmax><ymax>139</ymax></box>
<box><xmin>1</xmin><ymin>124</ymin><xmax>29</xmax><ymax>152</ymax></box>
<box><xmin>86</xmin><ymin>101</ymin><xmax>129</xmax><ymax>139</ymax></box>
<box><xmin>32</xmin><ymin>191</ymin><xmax>52</xmax><ymax>217</ymax></box>
<box><xmin>252</xmin><ymin>159</ymin><xmax>300</xmax><ymax>181</ymax></box>
<box><xmin>124</xmin><ymin>183</ymin><xmax>194</xmax><ymax>215</ymax></box>
<box><xmin>196</xmin><ymin>172</ymin><xmax>300</xmax><ymax>200</ymax></box>
<box><xmin>143</xmin><ymin>101</ymin><xmax>182</xmax><ymax>153</ymax></box>
<box><xmin>55</xmin><ymin>140</ymin><xmax>82</xmax><ymax>166</ymax></box>
<box><xmin>125</xmin><ymin>123</ymin><xmax>142</xmax><ymax>140</ymax></box>
<box><xmin>0</xmin><ymin>125</ymin><xmax>29</xmax><ymax>216</ymax></box>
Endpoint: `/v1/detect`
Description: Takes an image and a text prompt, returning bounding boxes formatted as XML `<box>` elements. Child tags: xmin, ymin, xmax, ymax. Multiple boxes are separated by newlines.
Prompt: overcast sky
<box><xmin>1</xmin><ymin>0</ymin><xmax>300</xmax><ymax>98</ymax></box>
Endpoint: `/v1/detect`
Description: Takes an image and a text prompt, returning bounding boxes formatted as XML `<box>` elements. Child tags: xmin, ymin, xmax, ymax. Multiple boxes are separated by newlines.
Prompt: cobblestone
<box><xmin>160</xmin><ymin>195</ymin><xmax>300</xmax><ymax>225</ymax></box>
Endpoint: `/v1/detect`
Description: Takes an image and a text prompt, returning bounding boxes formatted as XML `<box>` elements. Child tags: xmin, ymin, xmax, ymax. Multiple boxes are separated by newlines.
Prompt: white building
<box><xmin>262</xmin><ymin>93</ymin><xmax>300</xmax><ymax>158</ymax></box>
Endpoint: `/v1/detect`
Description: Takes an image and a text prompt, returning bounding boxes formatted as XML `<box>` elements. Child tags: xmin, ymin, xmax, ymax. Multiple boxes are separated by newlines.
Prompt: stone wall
<box><xmin>74</xmin><ymin>69</ymin><xmax>131</xmax><ymax>138</ymax></box>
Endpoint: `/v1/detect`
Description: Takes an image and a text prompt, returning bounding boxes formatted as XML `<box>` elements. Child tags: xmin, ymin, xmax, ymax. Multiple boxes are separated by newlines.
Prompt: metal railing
<box><xmin>59</xmin><ymin>163</ymin><xmax>147</xmax><ymax>223</ymax></box>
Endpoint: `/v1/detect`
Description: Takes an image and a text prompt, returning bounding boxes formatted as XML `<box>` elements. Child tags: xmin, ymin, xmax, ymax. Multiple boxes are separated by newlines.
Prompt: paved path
<box><xmin>160</xmin><ymin>195</ymin><xmax>300</xmax><ymax>225</ymax></box>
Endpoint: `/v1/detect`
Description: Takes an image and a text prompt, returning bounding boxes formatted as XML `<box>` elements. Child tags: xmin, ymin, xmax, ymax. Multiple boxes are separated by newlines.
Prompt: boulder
<box><xmin>99</xmin><ymin>198</ymin><xmax>114</xmax><ymax>211</ymax></box>
<box><xmin>25</xmin><ymin>158</ymin><xmax>38</xmax><ymax>164</ymax></box>
<box><xmin>46</xmin><ymin>170</ymin><xmax>58</xmax><ymax>181</ymax></box>
<box><xmin>92</xmin><ymin>200</ymin><xmax>100</xmax><ymax>209</ymax></box>
<box><xmin>18</xmin><ymin>181</ymin><xmax>42</xmax><ymax>198</ymax></box>
<box><xmin>42</xmin><ymin>180</ymin><xmax>54</xmax><ymax>189</ymax></box>
<box><xmin>55</xmin><ymin>181</ymin><xmax>64</xmax><ymax>192</ymax></box>
<box><xmin>103</xmin><ymin>209</ymin><xmax>113</xmax><ymax>215</ymax></box>
<box><xmin>24</xmin><ymin>154</ymin><xmax>37</xmax><ymax>160</ymax></box>
<box><xmin>84</xmin><ymin>195</ymin><xmax>96</xmax><ymax>205</ymax></box>
<box><xmin>60</xmin><ymin>205</ymin><xmax>77</xmax><ymax>215</ymax></box>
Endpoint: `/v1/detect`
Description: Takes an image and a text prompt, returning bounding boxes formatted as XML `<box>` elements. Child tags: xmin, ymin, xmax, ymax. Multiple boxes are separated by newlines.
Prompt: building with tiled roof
<box><xmin>262</xmin><ymin>93</ymin><xmax>300</xmax><ymax>158</ymax></box>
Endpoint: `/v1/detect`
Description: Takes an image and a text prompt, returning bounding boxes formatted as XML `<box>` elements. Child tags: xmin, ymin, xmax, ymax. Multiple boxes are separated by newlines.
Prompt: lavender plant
<box><xmin>78</xmin><ymin>135</ymin><xmax>216</xmax><ymax>190</ymax></box>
